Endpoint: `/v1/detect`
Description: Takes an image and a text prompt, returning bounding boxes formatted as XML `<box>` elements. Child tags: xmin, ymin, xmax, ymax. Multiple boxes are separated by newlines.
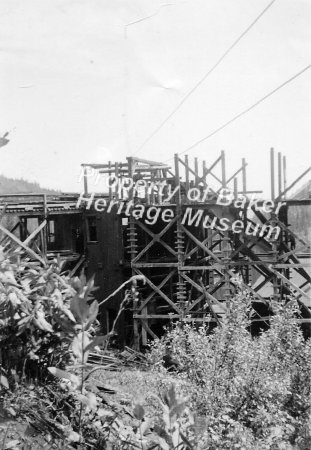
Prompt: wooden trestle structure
<box><xmin>1</xmin><ymin>149</ymin><xmax>311</xmax><ymax>348</ymax></box>
<box><xmin>82</xmin><ymin>149</ymin><xmax>311</xmax><ymax>348</ymax></box>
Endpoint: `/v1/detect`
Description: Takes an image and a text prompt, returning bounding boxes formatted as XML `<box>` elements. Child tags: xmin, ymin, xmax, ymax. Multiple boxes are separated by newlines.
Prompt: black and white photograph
<box><xmin>0</xmin><ymin>1</ymin><xmax>310</xmax><ymax>448</ymax></box>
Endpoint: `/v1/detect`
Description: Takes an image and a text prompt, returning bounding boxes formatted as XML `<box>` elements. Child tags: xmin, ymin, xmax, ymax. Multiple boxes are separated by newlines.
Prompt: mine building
<box><xmin>1</xmin><ymin>149</ymin><xmax>310</xmax><ymax>347</ymax></box>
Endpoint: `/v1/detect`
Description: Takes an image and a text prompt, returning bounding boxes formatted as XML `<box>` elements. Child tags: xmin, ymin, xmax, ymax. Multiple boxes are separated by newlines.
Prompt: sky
<box><xmin>0</xmin><ymin>0</ymin><xmax>310</xmax><ymax>196</ymax></box>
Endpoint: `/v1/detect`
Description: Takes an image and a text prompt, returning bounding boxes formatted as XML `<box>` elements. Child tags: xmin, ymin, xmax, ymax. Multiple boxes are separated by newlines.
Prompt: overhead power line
<box><xmin>167</xmin><ymin>64</ymin><xmax>311</xmax><ymax>160</ymax></box>
<box><xmin>132</xmin><ymin>0</ymin><xmax>277</xmax><ymax>156</ymax></box>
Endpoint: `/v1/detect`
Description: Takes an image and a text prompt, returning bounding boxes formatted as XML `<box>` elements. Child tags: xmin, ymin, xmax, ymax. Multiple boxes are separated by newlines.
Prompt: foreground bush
<box><xmin>1</xmin><ymin>244</ymin><xmax>310</xmax><ymax>449</ymax></box>
<box><xmin>149</xmin><ymin>292</ymin><xmax>311</xmax><ymax>449</ymax></box>
<box><xmin>0</xmin><ymin>246</ymin><xmax>97</xmax><ymax>381</ymax></box>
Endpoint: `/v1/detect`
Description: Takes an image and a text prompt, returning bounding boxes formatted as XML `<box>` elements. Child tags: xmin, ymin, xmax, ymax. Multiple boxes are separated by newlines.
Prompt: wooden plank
<box><xmin>132</xmin><ymin>216</ymin><xmax>178</xmax><ymax>263</ymax></box>
<box><xmin>178</xmin><ymin>157</ymin><xmax>219</xmax><ymax>191</ymax></box>
<box><xmin>199</xmin><ymin>279</ymin><xmax>222</xmax><ymax>326</ymax></box>
<box><xmin>181</xmin><ymin>225</ymin><xmax>222</xmax><ymax>263</ymax></box>
<box><xmin>194</xmin><ymin>157</ymin><xmax>199</xmax><ymax>186</ymax></box>
<box><xmin>134</xmin><ymin>314</ymin><xmax>180</xmax><ymax>319</ymax></box>
<box><xmin>275</xmin><ymin>263</ymin><xmax>311</xmax><ymax>268</ymax></box>
<box><xmin>270</xmin><ymin>147</ymin><xmax>275</xmax><ymax>201</ymax></box>
<box><xmin>0</xmin><ymin>221</ymin><xmax>20</xmax><ymax>245</ymax></box>
<box><xmin>137</xmin><ymin>269</ymin><xmax>177</xmax><ymax>312</ymax></box>
<box><xmin>134</xmin><ymin>268</ymin><xmax>181</xmax><ymax>314</ymax></box>
<box><xmin>278</xmin><ymin>151</ymin><xmax>282</xmax><ymax>197</ymax></box>
<box><xmin>242</xmin><ymin>158</ymin><xmax>247</xmax><ymax>194</ymax></box>
<box><xmin>185</xmin><ymin>155</ymin><xmax>190</xmax><ymax>193</ymax></box>
<box><xmin>274</xmin><ymin>166</ymin><xmax>311</xmax><ymax>203</ymax></box>
<box><xmin>269</xmin><ymin>265</ymin><xmax>310</xmax><ymax>300</ymax></box>
<box><xmin>132</xmin><ymin>262</ymin><xmax>178</xmax><ymax>268</ymax></box>
<box><xmin>141</xmin><ymin>320</ymin><xmax>158</xmax><ymax>340</ymax></box>
<box><xmin>221</xmin><ymin>150</ymin><xmax>226</xmax><ymax>187</ymax></box>
<box><xmin>69</xmin><ymin>255</ymin><xmax>86</xmax><ymax>277</ymax></box>
<box><xmin>0</xmin><ymin>224</ymin><xmax>46</xmax><ymax>265</ymax></box>
<box><xmin>130</xmin><ymin>157</ymin><xmax>170</xmax><ymax>166</ymax></box>
<box><xmin>181</xmin><ymin>272</ymin><xmax>226</xmax><ymax>308</ymax></box>
<box><xmin>14</xmin><ymin>219</ymin><xmax>47</xmax><ymax>253</ymax></box>
<box><xmin>226</xmin><ymin>164</ymin><xmax>245</xmax><ymax>186</ymax></box>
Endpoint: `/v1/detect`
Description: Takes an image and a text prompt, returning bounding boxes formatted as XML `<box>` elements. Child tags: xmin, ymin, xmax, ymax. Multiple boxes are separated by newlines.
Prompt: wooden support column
<box><xmin>222</xmin><ymin>231</ymin><xmax>231</xmax><ymax>308</ymax></box>
<box><xmin>194</xmin><ymin>157</ymin><xmax>199</xmax><ymax>186</ymax></box>
<box><xmin>115</xmin><ymin>162</ymin><xmax>119</xmax><ymax>199</ymax></box>
<box><xmin>283</xmin><ymin>156</ymin><xmax>287</xmax><ymax>200</ymax></box>
<box><xmin>108</xmin><ymin>161</ymin><xmax>112</xmax><ymax>200</ymax></box>
<box><xmin>278</xmin><ymin>152</ymin><xmax>282</xmax><ymax>198</ymax></box>
<box><xmin>270</xmin><ymin>147</ymin><xmax>275</xmax><ymax>200</ymax></box>
<box><xmin>221</xmin><ymin>150</ymin><xmax>226</xmax><ymax>188</ymax></box>
<box><xmin>174</xmin><ymin>153</ymin><xmax>187</xmax><ymax>313</ymax></box>
<box><xmin>83</xmin><ymin>167</ymin><xmax>88</xmax><ymax>195</ymax></box>
<box><xmin>41</xmin><ymin>194</ymin><xmax>48</xmax><ymax>257</ymax></box>
<box><xmin>185</xmin><ymin>155</ymin><xmax>190</xmax><ymax>196</ymax></box>
<box><xmin>233</xmin><ymin>177</ymin><xmax>238</xmax><ymax>198</ymax></box>
<box><xmin>242</xmin><ymin>157</ymin><xmax>247</xmax><ymax>194</ymax></box>
<box><xmin>269</xmin><ymin>213</ymin><xmax>280</xmax><ymax>302</ymax></box>
<box><xmin>127</xmin><ymin>157</ymin><xmax>140</xmax><ymax>349</ymax></box>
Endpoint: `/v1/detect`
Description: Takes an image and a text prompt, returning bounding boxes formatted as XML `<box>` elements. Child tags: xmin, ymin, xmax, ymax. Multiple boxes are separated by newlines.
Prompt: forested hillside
<box><xmin>0</xmin><ymin>174</ymin><xmax>59</xmax><ymax>194</ymax></box>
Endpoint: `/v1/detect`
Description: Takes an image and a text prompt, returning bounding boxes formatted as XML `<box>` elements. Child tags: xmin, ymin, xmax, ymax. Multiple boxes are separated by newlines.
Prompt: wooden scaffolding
<box><xmin>81</xmin><ymin>150</ymin><xmax>311</xmax><ymax>348</ymax></box>
<box><xmin>1</xmin><ymin>150</ymin><xmax>310</xmax><ymax>348</ymax></box>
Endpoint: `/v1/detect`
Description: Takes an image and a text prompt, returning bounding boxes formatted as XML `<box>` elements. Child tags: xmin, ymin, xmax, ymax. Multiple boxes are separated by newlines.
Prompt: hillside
<box><xmin>0</xmin><ymin>174</ymin><xmax>59</xmax><ymax>195</ymax></box>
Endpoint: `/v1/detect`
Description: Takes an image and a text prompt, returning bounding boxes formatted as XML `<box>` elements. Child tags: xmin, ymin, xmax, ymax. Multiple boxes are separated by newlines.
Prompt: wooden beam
<box><xmin>132</xmin><ymin>216</ymin><xmax>178</xmax><ymax>263</ymax></box>
<box><xmin>0</xmin><ymin>224</ymin><xmax>46</xmax><ymax>265</ymax></box>
<box><xmin>13</xmin><ymin>219</ymin><xmax>47</xmax><ymax>253</ymax></box>
<box><xmin>199</xmin><ymin>279</ymin><xmax>222</xmax><ymax>326</ymax></box>
<box><xmin>274</xmin><ymin>166</ymin><xmax>311</xmax><ymax>203</ymax></box>
<box><xmin>269</xmin><ymin>265</ymin><xmax>309</xmax><ymax>300</ymax></box>
<box><xmin>137</xmin><ymin>269</ymin><xmax>177</xmax><ymax>312</ymax></box>
<box><xmin>134</xmin><ymin>268</ymin><xmax>181</xmax><ymax>314</ymax></box>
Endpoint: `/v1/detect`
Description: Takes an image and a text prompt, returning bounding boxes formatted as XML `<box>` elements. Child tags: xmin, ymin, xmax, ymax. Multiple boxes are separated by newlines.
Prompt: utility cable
<box><xmin>131</xmin><ymin>0</ymin><xmax>277</xmax><ymax>156</ymax></box>
<box><xmin>165</xmin><ymin>64</ymin><xmax>311</xmax><ymax>161</ymax></box>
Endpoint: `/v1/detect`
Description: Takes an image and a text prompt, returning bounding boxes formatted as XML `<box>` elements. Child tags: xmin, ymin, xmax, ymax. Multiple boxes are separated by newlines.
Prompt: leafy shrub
<box><xmin>0</xmin><ymin>246</ymin><xmax>99</xmax><ymax>381</ymax></box>
<box><xmin>148</xmin><ymin>292</ymin><xmax>311</xmax><ymax>449</ymax></box>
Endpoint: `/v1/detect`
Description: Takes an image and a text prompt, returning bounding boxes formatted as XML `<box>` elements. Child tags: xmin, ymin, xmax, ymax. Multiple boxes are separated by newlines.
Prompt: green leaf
<box><xmin>163</xmin><ymin>384</ymin><xmax>177</xmax><ymax>408</ymax></box>
<box><xmin>4</xmin><ymin>440</ymin><xmax>20</xmax><ymax>449</ymax></box>
<box><xmin>48</xmin><ymin>367</ymin><xmax>80</xmax><ymax>389</ymax></box>
<box><xmin>170</xmin><ymin>401</ymin><xmax>187</xmax><ymax>421</ymax></box>
<box><xmin>84</xmin><ymin>334</ymin><xmax>108</xmax><ymax>353</ymax></box>
<box><xmin>70</xmin><ymin>295</ymin><xmax>89</xmax><ymax>323</ymax></box>
<box><xmin>133</xmin><ymin>403</ymin><xmax>145</xmax><ymax>421</ymax></box>
<box><xmin>0</xmin><ymin>374</ymin><xmax>9</xmax><ymax>389</ymax></box>
<box><xmin>84</xmin><ymin>275</ymin><xmax>95</xmax><ymax>297</ymax></box>
<box><xmin>72</xmin><ymin>332</ymin><xmax>90</xmax><ymax>363</ymax></box>
<box><xmin>76</xmin><ymin>392</ymin><xmax>97</xmax><ymax>411</ymax></box>
<box><xmin>179</xmin><ymin>431</ymin><xmax>194</xmax><ymax>449</ymax></box>
<box><xmin>67</xmin><ymin>431</ymin><xmax>81</xmax><ymax>443</ymax></box>
<box><xmin>85</xmin><ymin>300</ymin><xmax>99</xmax><ymax>329</ymax></box>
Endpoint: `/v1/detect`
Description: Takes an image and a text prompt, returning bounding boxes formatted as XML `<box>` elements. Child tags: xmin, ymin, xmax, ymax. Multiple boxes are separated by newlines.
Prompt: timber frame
<box><xmin>1</xmin><ymin>149</ymin><xmax>311</xmax><ymax>348</ymax></box>
<box><xmin>82</xmin><ymin>150</ymin><xmax>311</xmax><ymax>348</ymax></box>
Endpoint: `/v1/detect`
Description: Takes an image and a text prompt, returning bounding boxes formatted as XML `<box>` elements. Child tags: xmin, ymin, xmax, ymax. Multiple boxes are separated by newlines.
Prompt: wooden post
<box><xmin>115</xmin><ymin>162</ymin><xmax>119</xmax><ymax>199</ymax></box>
<box><xmin>283</xmin><ymin>155</ymin><xmax>287</xmax><ymax>200</ymax></box>
<box><xmin>128</xmin><ymin>157</ymin><xmax>140</xmax><ymax>349</ymax></box>
<box><xmin>278</xmin><ymin>152</ymin><xmax>282</xmax><ymax>197</ymax></box>
<box><xmin>174</xmin><ymin>154</ymin><xmax>186</xmax><ymax>313</ymax></box>
<box><xmin>185</xmin><ymin>155</ymin><xmax>190</xmax><ymax>196</ymax></box>
<box><xmin>222</xmin><ymin>231</ymin><xmax>231</xmax><ymax>308</ymax></box>
<box><xmin>108</xmin><ymin>161</ymin><xmax>112</xmax><ymax>200</ymax></box>
<box><xmin>270</xmin><ymin>148</ymin><xmax>275</xmax><ymax>200</ymax></box>
<box><xmin>242</xmin><ymin>158</ymin><xmax>247</xmax><ymax>194</ymax></box>
<box><xmin>83</xmin><ymin>167</ymin><xmax>88</xmax><ymax>196</ymax></box>
<box><xmin>194</xmin><ymin>157</ymin><xmax>199</xmax><ymax>187</ymax></box>
<box><xmin>221</xmin><ymin>150</ymin><xmax>226</xmax><ymax>188</ymax></box>
<box><xmin>233</xmin><ymin>177</ymin><xmax>238</xmax><ymax>198</ymax></box>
